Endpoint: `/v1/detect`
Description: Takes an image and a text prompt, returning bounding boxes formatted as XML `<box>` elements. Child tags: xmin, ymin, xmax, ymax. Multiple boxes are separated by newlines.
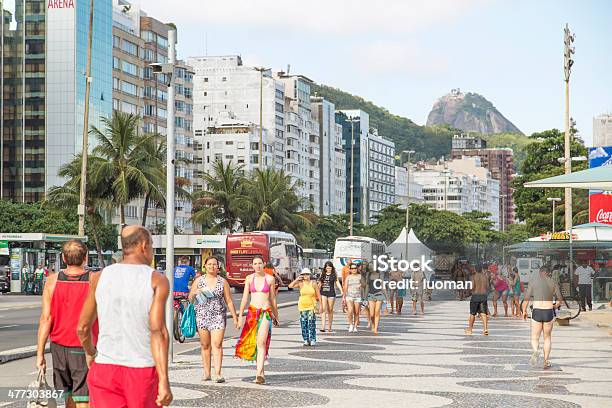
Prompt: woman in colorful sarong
<box><xmin>235</xmin><ymin>256</ymin><xmax>279</xmax><ymax>384</ymax></box>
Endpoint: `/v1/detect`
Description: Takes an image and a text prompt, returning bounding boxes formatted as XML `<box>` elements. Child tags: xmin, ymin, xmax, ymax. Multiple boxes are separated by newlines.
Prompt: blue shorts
<box><xmin>397</xmin><ymin>288</ymin><xmax>407</xmax><ymax>297</ymax></box>
<box><xmin>496</xmin><ymin>289</ymin><xmax>509</xmax><ymax>297</ymax></box>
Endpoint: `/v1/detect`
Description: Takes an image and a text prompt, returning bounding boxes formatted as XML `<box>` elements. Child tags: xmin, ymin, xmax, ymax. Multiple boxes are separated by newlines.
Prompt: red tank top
<box><xmin>50</xmin><ymin>271</ymin><xmax>98</xmax><ymax>347</ymax></box>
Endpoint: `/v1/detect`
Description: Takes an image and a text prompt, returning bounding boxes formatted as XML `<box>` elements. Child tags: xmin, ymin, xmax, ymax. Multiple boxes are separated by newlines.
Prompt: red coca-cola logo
<box><xmin>596</xmin><ymin>209</ymin><xmax>612</xmax><ymax>223</ymax></box>
<box><xmin>590</xmin><ymin>192</ymin><xmax>612</xmax><ymax>225</ymax></box>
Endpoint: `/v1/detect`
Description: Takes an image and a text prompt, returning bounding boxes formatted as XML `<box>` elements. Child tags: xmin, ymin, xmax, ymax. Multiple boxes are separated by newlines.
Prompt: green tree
<box><xmin>191</xmin><ymin>160</ymin><xmax>248</xmax><ymax>233</ymax></box>
<box><xmin>512</xmin><ymin>128</ymin><xmax>588</xmax><ymax>235</ymax></box>
<box><xmin>43</xmin><ymin>154</ymin><xmax>114</xmax><ymax>265</ymax></box>
<box><xmin>361</xmin><ymin>205</ymin><xmax>405</xmax><ymax>244</ymax></box>
<box><xmin>304</xmin><ymin>213</ymin><xmax>364</xmax><ymax>251</ymax></box>
<box><xmin>241</xmin><ymin>168</ymin><xmax>316</xmax><ymax>241</ymax></box>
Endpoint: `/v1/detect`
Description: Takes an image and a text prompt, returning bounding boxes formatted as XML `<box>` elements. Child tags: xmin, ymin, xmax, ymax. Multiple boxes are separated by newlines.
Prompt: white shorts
<box><xmin>345</xmin><ymin>296</ymin><xmax>361</xmax><ymax>303</ymax></box>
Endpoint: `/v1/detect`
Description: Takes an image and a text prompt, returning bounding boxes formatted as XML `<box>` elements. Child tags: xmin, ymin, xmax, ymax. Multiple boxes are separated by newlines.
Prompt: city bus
<box><xmin>225</xmin><ymin>231</ymin><xmax>300</xmax><ymax>290</ymax></box>
<box><xmin>332</xmin><ymin>236</ymin><xmax>386</xmax><ymax>276</ymax></box>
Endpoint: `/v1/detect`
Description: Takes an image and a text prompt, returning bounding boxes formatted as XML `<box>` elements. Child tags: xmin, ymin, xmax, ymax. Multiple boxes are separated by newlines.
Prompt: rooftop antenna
<box><xmin>287</xmin><ymin>64</ymin><xmax>291</xmax><ymax>75</ymax></box>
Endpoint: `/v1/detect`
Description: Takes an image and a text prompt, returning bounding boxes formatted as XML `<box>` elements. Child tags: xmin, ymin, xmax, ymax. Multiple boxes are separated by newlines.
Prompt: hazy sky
<box><xmin>140</xmin><ymin>0</ymin><xmax>612</xmax><ymax>144</ymax></box>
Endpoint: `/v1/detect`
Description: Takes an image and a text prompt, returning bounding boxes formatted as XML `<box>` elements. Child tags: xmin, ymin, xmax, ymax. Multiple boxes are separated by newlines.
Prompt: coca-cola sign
<box><xmin>589</xmin><ymin>193</ymin><xmax>612</xmax><ymax>225</ymax></box>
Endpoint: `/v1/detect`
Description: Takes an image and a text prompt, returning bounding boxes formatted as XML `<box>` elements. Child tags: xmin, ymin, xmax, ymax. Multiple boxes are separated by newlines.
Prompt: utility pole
<box><xmin>349</xmin><ymin>118</ymin><xmax>355</xmax><ymax>236</ymax></box>
<box><xmin>403</xmin><ymin>150</ymin><xmax>415</xmax><ymax>259</ymax></box>
<box><xmin>563</xmin><ymin>23</ymin><xmax>575</xmax><ymax>231</ymax></box>
<box><xmin>78</xmin><ymin>0</ymin><xmax>95</xmax><ymax>237</ymax></box>
<box><xmin>254</xmin><ymin>67</ymin><xmax>266</xmax><ymax>169</ymax></box>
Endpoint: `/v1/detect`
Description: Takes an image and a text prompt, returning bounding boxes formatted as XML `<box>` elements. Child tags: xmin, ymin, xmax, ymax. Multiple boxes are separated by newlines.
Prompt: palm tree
<box><xmin>242</xmin><ymin>168</ymin><xmax>315</xmax><ymax>239</ymax></box>
<box><xmin>191</xmin><ymin>159</ymin><xmax>248</xmax><ymax>233</ymax></box>
<box><xmin>89</xmin><ymin>111</ymin><xmax>153</xmax><ymax>225</ymax></box>
<box><xmin>43</xmin><ymin>155</ymin><xmax>114</xmax><ymax>267</ymax></box>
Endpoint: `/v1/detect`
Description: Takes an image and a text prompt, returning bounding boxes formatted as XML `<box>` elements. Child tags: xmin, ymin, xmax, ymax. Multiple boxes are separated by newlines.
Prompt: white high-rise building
<box><xmin>312</xmin><ymin>97</ymin><xmax>346</xmax><ymax>215</ymax></box>
<box><xmin>187</xmin><ymin>56</ymin><xmax>284</xmax><ymax>170</ymax></box>
<box><xmin>368</xmin><ymin>131</ymin><xmax>396</xmax><ymax>222</ymax></box>
<box><xmin>274</xmin><ymin>73</ymin><xmax>320</xmax><ymax>211</ymax></box>
<box><xmin>593</xmin><ymin>114</ymin><xmax>612</xmax><ymax>147</ymax></box>
<box><xmin>412</xmin><ymin>157</ymin><xmax>500</xmax><ymax>230</ymax></box>
<box><xmin>395</xmin><ymin>165</ymin><xmax>424</xmax><ymax>208</ymax></box>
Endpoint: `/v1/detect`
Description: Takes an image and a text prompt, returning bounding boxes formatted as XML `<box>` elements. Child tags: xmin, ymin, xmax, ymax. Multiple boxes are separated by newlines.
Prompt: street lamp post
<box><xmin>563</xmin><ymin>23</ymin><xmax>575</xmax><ymax>231</ymax></box>
<box><xmin>151</xmin><ymin>29</ymin><xmax>176</xmax><ymax>363</ymax></box>
<box><xmin>254</xmin><ymin>67</ymin><xmax>267</xmax><ymax>170</ymax></box>
<box><xmin>442</xmin><ymin>170</ymin><xmax>450</xmax><ymax>211</ymax></box>
<box><xmin>403</xmin><ymin>150</ymin><xmax>415</xmax><ymax>259</ymax></box>
<box><xmin>547</xmin><ymin>197</ymin><xmax>562</xmax><ymax>232</ymax></box>
<box><xmin>78</xmin><ymin>0</ymin><xmax>95</xmax><ymax>237</ymax></box>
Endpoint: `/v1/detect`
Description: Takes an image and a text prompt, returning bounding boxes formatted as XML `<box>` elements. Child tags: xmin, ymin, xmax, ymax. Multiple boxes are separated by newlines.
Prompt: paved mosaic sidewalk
<box><xmin>169</xmin><ymin>301</ymin><xmax>612</xmax><ymax>408</ymax></box>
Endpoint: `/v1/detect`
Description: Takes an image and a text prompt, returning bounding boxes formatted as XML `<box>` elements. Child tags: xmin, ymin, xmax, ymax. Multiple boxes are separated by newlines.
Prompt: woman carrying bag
<box><xmin>188</xmin><ymin>256</ymin><xmax>239</xmax><ymax>383</ymax></box>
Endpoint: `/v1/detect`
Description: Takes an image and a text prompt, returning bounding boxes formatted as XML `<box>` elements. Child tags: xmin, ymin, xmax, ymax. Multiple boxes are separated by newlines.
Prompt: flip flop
<box><xmin>255</xmin><ymin>376</ymin><xmax>265</xmax><ymax>384</ymax></box>
<box><xmin>483</xmin><ymin>330</ymin><xmax>489</xmax><ymax>336</ymax></box>
<box><xmin>543</xmin><ymin>360</ymin><xmax>552</xmax><ymax>369</ymax></box>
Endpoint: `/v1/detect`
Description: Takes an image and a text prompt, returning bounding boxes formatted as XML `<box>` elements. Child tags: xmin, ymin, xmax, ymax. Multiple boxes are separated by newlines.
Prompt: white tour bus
<box><xmin>332</xmin><ymin>236</ymin><xmax>386</xmax><ymax>273</ymax></box>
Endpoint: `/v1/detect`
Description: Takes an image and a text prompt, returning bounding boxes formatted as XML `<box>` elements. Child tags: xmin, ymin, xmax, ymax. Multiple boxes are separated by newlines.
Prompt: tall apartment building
<box><xmin>593</xmin><ymin>114</ymin><xmax>612</xmax><ymax>147</ymax></box>
<box><xmin>188</xmin><ymin>55</ymin><xmax>347</xmax><ymax>216</ymax></box>
<box><xmin>368</xmin><ymin>131</ymin><xmax>396</xmax><ymax>222</ymax></box>
<box><xmin>452</xmin><ymin>134</ymin><xmax>486</xmax><ymax>150</ymax></box>
<box><xmin>395</xmin><ymin>165</ymin><xmax>424</xmax><ymax>208</ymax></box>
<box><xmin>186</xmin><ymin>56</ymin><xmax>282</xmax><ymax>172</ymax></box>
<box><xmin>412</xmin><ymin>158</ymin><xmax>501</xmax><ymax>230</ymax></box>
<box><xmin>311</xmin><ymin>97</ymin><xmax>346</xmax><ymax>215</ymax></box>
<box><xmin>274</xmin><ymin>73</ymin><xmax>320</xmax><ymax>211</ymax></box>
<box><xmin>451</xmin><ymin>136</ymin><xmax>514</xmax><ymax>230</ymax></box>
<box><xmin>336</xmin><ymin>109</ymin><xmax>395</xmax><ymax>224</ymax></box>
<box><xmin>337</xmin><ymin>109</ymin><xmax>370</xmax><ymax>224</ymax></box>
<box><xmin>1</xmin><ymin>0</ymin><xmax>112</xmax><ymax>201</ymax></box>
<box><xmin>112</xmin><ymin>1</ymin><xmax>195</xmax><ymax>232</ymax></box>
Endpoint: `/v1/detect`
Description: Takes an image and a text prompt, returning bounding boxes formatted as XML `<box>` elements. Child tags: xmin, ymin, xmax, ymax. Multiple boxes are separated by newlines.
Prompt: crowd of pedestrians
<box><xmin>36</xmin><ymin>225</ymin><xmax>599</xmax><ymax>405</ymax></box>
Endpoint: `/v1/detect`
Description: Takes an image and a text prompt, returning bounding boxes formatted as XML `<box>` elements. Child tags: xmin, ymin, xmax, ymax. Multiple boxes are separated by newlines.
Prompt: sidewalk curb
<box><xmin>0</xmin><ymin>345</ymin><xmax>49</xmax><ymax>365</ymax></box>
<box><xmin>0</xmin><ymin>301</ymin><xmax>300</xmax><ymax>365</ymax></box>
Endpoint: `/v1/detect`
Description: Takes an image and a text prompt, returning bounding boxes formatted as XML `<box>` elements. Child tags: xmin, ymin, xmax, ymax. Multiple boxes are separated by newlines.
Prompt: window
<box><xmin>121</xmin><ymin>81</ymin><xmax>138</xmax><ymax>96</ymax></box>
<box><xmin>113</xmin><ymin>57</ymin><xmax>120</xmax><ymax>70</ymax></box>
<box><xmin>251</xmin><ymin>155</ymin><xmax>259</xmax><ymax>164</ymax></box>
<box><xmin>144</xmin><ymin>105</ymin><xmax>155</xmax><ymax>116</ymax></box>
<box><xmin>225</xmin><ymin>141</ymin><xmax>234</xmax><ymax>145</ymax></box>
<box><xmin>222</xmin><ymin>77</ymin><xmax>227</xmax><ymax>81</ymax></box>
<box><xmin>113</xmin><ymin>98</ymin><xmax>119</xmax><ymax>110</ymax></box>
<box><xmin>122</xmin><ymin>40</ymin><xmax>138</xmax><ymax>56</ymax></box>
<box><xmin>237</xmin><ymin>157</ymin><xmax>245</xmax><ymax>164</ymax></box>
<box><xmin>214</xmin><ymin>153</ymin><xmax>222</xmax><ymax>161</ymax></box>
<box><xmin>113</xmin><ymin>77</ymin><xmax>120</xmax><ymax>90</ymax></box>
<box><xmin>250</xmin><ymin>142</ymin><xmax>259</xmax><ymax>151</ymax></box>
<box><xmin>203</xmin><ymin>77</ymin><xmax>208</xmax><ymax>82</ymax></box>
<box><xmin>184</xmin><ymin>88</ymin><xmax>192</xmax><ymax>99</ymax></box>
<box><xmin>237</xmin><ymin>142</ymin><xmax>245</xmax><ymax>149</ymax></box>
<box><xmin>113</xmin><ymin>35</ymin><xmax>120</xmax><ymax>48</ymax></box>
<box><xmin>143</xmin><ymin>48</ymin><xmax>155</xmax><ymax>62</ymax></box>
<box><xmin>225</xmin><ymin>155</ymin><xmax>234</xmax><ymax>160</ymax></box>
<box><xmin>143</xmin><ymin>67</ymin><xmax>152</xmax><ymax>79</ymax></box>
<box><xmin>141</xmin><ymin>30</ymin><xmax>154</xmax><ymax>42</ymax></box>
<box><xmin>121</xmin><ymin>101</ymin><xmax>138</xmax><ymax>115</ymax></box>
<box><xmin>122</xmin><ymin>60</ymin><xmax>138</xmax><ymax>77</ymax></box>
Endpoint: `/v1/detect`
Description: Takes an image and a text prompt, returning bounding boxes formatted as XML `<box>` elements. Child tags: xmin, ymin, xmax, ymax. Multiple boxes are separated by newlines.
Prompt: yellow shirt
<box><xmin>298</xmin><ymin>282</ymin><xmax>317</xmax><ymax>311</ymax></box>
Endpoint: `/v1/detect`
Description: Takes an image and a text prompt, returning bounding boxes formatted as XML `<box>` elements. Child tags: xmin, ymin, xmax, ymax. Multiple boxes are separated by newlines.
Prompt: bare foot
<box><xmin>464</xmin><ymin>328</ymin><xmax>473</xmax><ymax>335</ymax></box>
<box><xmin>483</xmin><ymin>330</ymin><xmax>489</xmax><ymax>336</ymax></box>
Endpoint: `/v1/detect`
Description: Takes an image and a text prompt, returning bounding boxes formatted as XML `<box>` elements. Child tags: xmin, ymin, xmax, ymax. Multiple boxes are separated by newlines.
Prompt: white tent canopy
<box><xmin>387</xmin><ymin>227</ymin><xmax>433</xmax><ymax>262</ymax></box>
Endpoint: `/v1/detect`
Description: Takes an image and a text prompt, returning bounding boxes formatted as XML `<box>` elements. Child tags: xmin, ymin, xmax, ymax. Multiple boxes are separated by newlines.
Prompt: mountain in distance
<box><xmin>310</xmin><ymin>84</ymin><xmax>531</xmax><ymax>165</ymax></box>
<box><xmin>426</xmin><ymin>89</ymin><xmax>523</xmax><ymax>135</ymax></box>
<box><xmin>311</xmin><ymin>84</ymin><xmax>455</xmax><ymax>160</ymax></box>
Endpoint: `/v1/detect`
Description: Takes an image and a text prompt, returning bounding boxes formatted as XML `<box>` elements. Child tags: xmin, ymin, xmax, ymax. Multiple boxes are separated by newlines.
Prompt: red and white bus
<box><xmin>225</xmin><ymin>231</ymin><xmax>300</xmax><ymax>290</ymax></box>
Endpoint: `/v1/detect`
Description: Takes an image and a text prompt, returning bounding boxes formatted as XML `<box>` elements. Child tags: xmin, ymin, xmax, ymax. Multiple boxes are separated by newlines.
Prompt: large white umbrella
<box><xmin>524</xmin><ymin>166</ymin><xmax>612</xmax><ymax>190</ymax></box>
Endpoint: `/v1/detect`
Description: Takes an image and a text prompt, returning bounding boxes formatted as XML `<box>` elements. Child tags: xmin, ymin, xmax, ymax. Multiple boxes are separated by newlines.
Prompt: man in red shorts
<box><xmin>36</xmin><ymin>239</ymin><xmax>98</xmax><ymax>407</ymax></box>
<box><xmin>78</xmin><ymin>225</ymin><xmax>172</xmax><ymax>407</ymax></box>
